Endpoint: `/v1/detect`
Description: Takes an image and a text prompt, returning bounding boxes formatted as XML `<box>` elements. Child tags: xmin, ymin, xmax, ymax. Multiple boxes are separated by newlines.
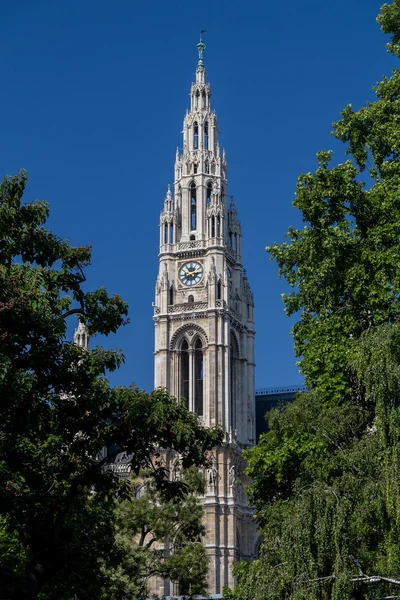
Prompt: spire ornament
<box><xmin>197</xmin><ymin>30</ymin><xmax>206</xmax><ymax>69</ymax></box>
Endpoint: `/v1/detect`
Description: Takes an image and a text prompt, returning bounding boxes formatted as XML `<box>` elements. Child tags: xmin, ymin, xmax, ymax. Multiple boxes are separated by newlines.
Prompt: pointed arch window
<box><xmin>170</xmin><ymin>222</ymin><xmax>174</xmax><ymax>244</ymax></box>
<box><xmin>206</xmin><ymin>181</ymin><xmax>212</xmax><ymax>205</ymax></box>
<box><xmin>230</xmin><ymin>335</ymin><xmax>239</xmax><ymax>432</ymax></box>
<box><xmin>190</xmin><ymin>183</ymin><xmax>197</xmax><ymax>230</ymax></box>
<box><xmin>204</xmin><ymin>121</ymin><xmax>209</xmax><ymax>150</ymax></box>
<box><xmin>181</xmin><ymin>340</ymin><xmax>189</xmax><ymax>410</ymax></box>
<box><xmin>217</xmin><ymin>280</ymin><xmax>222</xmax><ymax>300</ymax></box>
<box><xmin>164</xmin><ymin>222</ymin><xmax>169</xmax><ymax>244</ymax></box>
<box><xmin>194</xmin><ymin>338</ymin><xmax>203</xmax><ymax>416</ymax></box>
<box><xmin>217</xmin><ymin>215</ymin><xmax>221</xmax><ymax>237</ymax></box>
<box><xmin>194</xmin><ymin>122</ymin><xmax>199</xmax><ymax>150</ymax></box>
<box><xmin>211</xmin><ymin>216</ymin><xmax>215</xmax><ymax>238</ymax></box>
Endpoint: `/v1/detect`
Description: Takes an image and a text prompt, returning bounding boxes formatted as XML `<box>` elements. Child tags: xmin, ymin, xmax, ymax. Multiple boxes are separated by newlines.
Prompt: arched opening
<box><xmin>181</xmin><ymin>339</ymin><xmax>189</xmax><ymax>410</ymax></box>
<box><xmin>206</xmin><ymin>181</ymin><xmax>212</xmax><ymax>205</ymax></box>
<box><xmin>229</xmin><ymin>230</ymin><xmax>233</xmax><ymax>246</ymax></box>
<box><xmin>169</xmin><ymin>222</ymin><xmax>174</xmax><ymax>244</ymax></box>
<box><xmin>202</xmin><ymin>91</ymin><xmax>206</xmax><ymax>109</ymax></box>
<box><xmin>211</xmin><ymin>216</ymin><xmax>215</xmax><ymax>237</ymax></box>
<box><xmin>217</xmin><ymin>215</ymin><xmax>221</xmax><ymax>237</ymax></box>
<box><xmin>164</xmin><ymin>222</ymin><xmax>168</xmax><ymax>244</ymax></box>
<box><xmin>204</xmin><ymin>121</ymin><xmax>209</xmax><ymax>150</ymax></box>
<box><xmin>193</xmin><ymin>162</ymin><xmax>198</xmax><ymax>174</ymax></box>
<box><xmin>216</xmin><ymin>280</ymin><xmax>222</xmax><ymax>300</ymax></box>
<box><xmin>169</xmin><ymin>285</ymin><xmax>174</xmax><ymax>305</ymax></box>
<box><xmin>230</xmin><ymin>333</ymin><xmax>239</xmax><ymax>432</ymax></box>
<box><xmin>190</xmin><ymin>182</ymin><xmax>197</xmax><ymax>230</ymax></box>
<box><xmin>194</xmin><ymin>122</ymin><xmax>199</xmax><ymax>150</ymax></box>
<box><xmin>190</xmin><ymin>234</ymin><xmax>195</xmax><ymax>241</ymax></box>
<box><xmin>195</xmin><ymin>90</ymin><xmax>199</xmax><ymax>109</ymax></box>
<box><xmin>194</xmin><ymin>338</ymin><xmax>203</xmax><ymax>416</ymax></box>
<box><xmin>188</xmin><ymin>295</ymin><xmax>194</xmax><ymax>303</ymax></box>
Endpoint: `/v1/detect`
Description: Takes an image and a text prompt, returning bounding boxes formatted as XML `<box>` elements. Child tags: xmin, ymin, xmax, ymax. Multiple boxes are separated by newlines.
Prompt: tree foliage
<box><xmin>0</xmin><ymin>170</ymin><xmax>223</xmax><ymax>600</ymax></box>
<box><xmin>102</xmin><ymin>466</ymin><xmax>209</xmax><ymax>599</ymax></box>
<box><xmin>225</xmin><ymin>2</ymin><xmax>400</xmax><ymax>599</ymax></box>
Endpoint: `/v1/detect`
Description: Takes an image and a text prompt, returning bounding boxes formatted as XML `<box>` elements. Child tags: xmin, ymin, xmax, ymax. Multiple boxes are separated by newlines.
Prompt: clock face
<box><xmin>179</xmin><ymin>261</ymin><xmax>203</xmax><ymax>287</ymax></box>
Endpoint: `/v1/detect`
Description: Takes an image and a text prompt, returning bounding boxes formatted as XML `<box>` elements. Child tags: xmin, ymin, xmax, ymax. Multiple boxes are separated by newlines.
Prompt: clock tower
<box><xmin>153</xmin><ymin>37</ymin><xmax>258</xmax><ymax>595</ymax></box>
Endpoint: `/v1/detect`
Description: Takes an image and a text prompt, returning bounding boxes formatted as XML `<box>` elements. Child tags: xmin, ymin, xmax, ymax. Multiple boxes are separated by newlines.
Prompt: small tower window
<box><xmin>247</xmin><ymin>303</ymin><xmax>250</xmax><ymax>319</ymax></box>
<box><xmin>190</xmin><ymin>182</ymin><xmax>197</xmax><ymax>230</ymax></box>
<box><xmin>188</xmin><ymin>294</ymin><xmax>194</xmax><ymax>303</ymax></box>
<box><xmin>229</xmin><ymin>231</ymin><xmax>233</xmax><ymax>246</ymax></box>
<box><xmin>202</xmin><ymin>91</ymin><xmax>206</xmax><ymax>109</ymax></box>
<box><xmin>194</xmin><ymin>122</ymin><xmax>199</xmax><ymax>150</ymax></box>
<box><xmin>217</xmin><ymin>280</ymin><xmax>222</xmax><ymax>300</ymax></box>
<box><xmin>211</xmin><ymin>216</ymin><xmax>215</xmax><ymax>237</ymax></box>
<box><xmin>195</xmin><ymin>90</ymin><xmax>200</xmax><ymax>109</ymax></box>
<box><xmin>206</xmin><ymin>181</ymin><xmax>212</xmax><ymax>205</ymax></box>
<box><xmin>217</xmin><ymin>215</ymin><xmax>221</xmax><ymax>237</ymax></box>
<box><xmin>234</xmin><ymin>233</ymin><xmax>238</xmax><ymax>253</ymax></box>
<box><xmin>169</xmin><ymin>285</ymin><xmax>174</xmax><ymax>305</ymax></box>
<box><xmin>164</xmin><ymin>222</ymin><xmax>168</xmax><ymax>244</ymax></box>
<box><xmin>204</xmin><ymin>121</ymin><xmax>209</xmax><ymax>150</ymax></box>
<box><xmin>190</xmin><ymin>234</ymin><xmax>195</xmax><ymax>241</ymax></box>
<box><xmin>194</xmin><ymin>162</ymin><xmax>198</xmax><ymax>174</ymax></box>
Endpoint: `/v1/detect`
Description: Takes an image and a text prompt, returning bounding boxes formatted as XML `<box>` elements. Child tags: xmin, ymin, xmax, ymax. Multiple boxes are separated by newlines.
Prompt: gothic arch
<box><xmin>254</xmin><ymin>535</ymin><xmax>262</xmax><ymax>559</ymax></box>
<box><xmin>192</xmin><ymin>334</ymin><xmax>204</xmax><ymax>349</ymax></box>
<box><xmin>170</xmin><ymin>323</ymin><xmax>208</xmax><ymax>350</ymax></box>
<box><xmin>230</xmin><ymin>329</ymin><xmax>240</xmax><ymax>359</ymax></box>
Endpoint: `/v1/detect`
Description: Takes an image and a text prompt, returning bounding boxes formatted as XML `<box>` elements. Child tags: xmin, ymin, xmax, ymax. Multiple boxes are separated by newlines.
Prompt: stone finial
<box><xmin>197</xmin><ymin>31</ymin><xmax>206</xmax><ymax>68</ymax></box>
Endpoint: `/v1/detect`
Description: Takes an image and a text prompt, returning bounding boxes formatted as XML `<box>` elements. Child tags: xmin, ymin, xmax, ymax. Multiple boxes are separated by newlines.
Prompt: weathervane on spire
<box><xmin>197</xmin><ymin>30</ymin><xmax>206</xmax><ymax>68</ymax></box>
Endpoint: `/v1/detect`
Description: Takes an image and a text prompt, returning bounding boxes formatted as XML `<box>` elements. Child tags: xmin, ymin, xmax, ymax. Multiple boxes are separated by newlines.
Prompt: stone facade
<box><xmin>152</xmin><ymin>41</ymin><xmax>258</xmax><ymax>595</ymax></box>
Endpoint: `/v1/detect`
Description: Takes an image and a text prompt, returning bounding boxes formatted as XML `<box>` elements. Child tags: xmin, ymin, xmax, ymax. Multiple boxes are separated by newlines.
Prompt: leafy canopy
<box><xmin>102</xmin><ymin>466</ymin><xmax>210</xmax><ymax>600</ymax></box>
<box><xmin>225</xmin><ymin>2</ymin><xmax>400</xmax><ymax>599</ymax></box>
<box><xmin>0</xmin><ymin>170</ymin><xmax>223</xmax><ymax>600</ymax></box>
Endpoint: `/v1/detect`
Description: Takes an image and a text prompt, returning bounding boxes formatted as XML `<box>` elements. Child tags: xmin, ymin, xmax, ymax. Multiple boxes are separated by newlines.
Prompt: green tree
<box><xmin>102</xmin><ymin>466</ymin><xmax>209</xmax><ymax>599</ymax></box>
<box><xmin>0</xmin><ymin>170</ymin><xmax>223</xmax><ymax>600</ymax></box>
<box><xmin>225</xmin><ymin>2</ymin><xmax>400</xmax><ymax>599</ymax></box>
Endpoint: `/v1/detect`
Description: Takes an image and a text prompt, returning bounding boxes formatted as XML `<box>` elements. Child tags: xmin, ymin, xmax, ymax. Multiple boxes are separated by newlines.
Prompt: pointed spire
<box><xmin>197</xmin><ymin>30</ymin><xmax>206</xmax><ymax>69</ymax></box>
<box><xmin>166</xmin><ymin>183</ymin><xmax>172</xmax><ymax>201</ymax></box>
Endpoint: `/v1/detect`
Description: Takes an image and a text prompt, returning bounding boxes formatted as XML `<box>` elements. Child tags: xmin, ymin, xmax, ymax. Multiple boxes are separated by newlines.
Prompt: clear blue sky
<box><xmin>0</xmin><ymin>0</ymin><xmax>394</xmax><ymax>392</ymax></box>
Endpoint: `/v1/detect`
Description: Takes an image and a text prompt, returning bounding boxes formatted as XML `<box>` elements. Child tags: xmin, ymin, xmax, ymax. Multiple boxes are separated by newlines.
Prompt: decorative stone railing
<box><xmin>168</xmin><ymin>302</ymin><xmax>208</xmax><ymax>313</ymax></box>
<box><xmin>177</xmin><ymin>240</ymin><xmax>204</xmax><ymax>251</ymax></box>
